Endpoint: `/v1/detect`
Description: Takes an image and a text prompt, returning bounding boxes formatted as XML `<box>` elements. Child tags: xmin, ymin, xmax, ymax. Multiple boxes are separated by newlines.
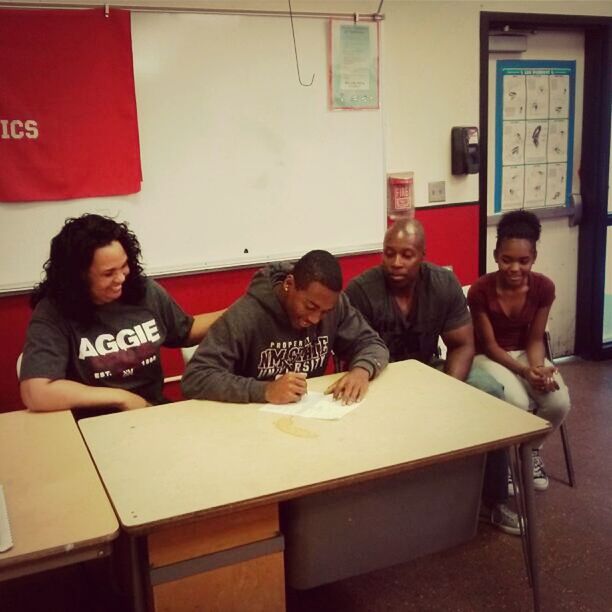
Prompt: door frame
<box><xmin>479</xmin><ymin>12</ymin><xmax>612</xmax><ymax>359</ymax></box>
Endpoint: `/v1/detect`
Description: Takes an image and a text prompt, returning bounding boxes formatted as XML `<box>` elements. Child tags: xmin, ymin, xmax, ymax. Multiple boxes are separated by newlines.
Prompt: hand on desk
<box><xmin>325</xmin><ymin>367</ymin><xmax>369</xmax><ymax>405</ymax></box>
<box><xmin>118</xmin><ymin>390</ymin><xmax>152</xmax><ymax>410</ymax></box>
<box><xmin>265</xmin><ymin>372</ymin><xmax>307</xmax><ymax>404</ymax></box>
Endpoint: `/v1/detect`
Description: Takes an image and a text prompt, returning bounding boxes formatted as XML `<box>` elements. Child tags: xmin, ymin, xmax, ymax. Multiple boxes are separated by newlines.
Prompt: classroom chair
<box><xmin>160</xmin><ymin>346</ymin><xmax>198</xmax><ymax>387</ymax></box>
<box><xmin>181</xmin><ymin>345</ymin><xmax>198</xmax><ymax>365</ymax></box>
<box><xmin>543</xmin><ymin>331</ymin><xmax>576</xmax><ymax>487</ymax></box>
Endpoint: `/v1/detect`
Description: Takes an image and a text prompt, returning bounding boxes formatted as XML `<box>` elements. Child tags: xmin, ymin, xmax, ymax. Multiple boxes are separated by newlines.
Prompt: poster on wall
<box><xmin>0</xmin><ymin>8</ymin><xmax>142</xmax><ymax>203</ymax></box>
<box><xmin>494</xmin><ymin>60</ymin><xmax>575</xmax><ymax>213</ymax></box>
<box><xmin>329</xmin><ymin>20</ymin><xmax>379</xmax><ymax>110</ymax></box>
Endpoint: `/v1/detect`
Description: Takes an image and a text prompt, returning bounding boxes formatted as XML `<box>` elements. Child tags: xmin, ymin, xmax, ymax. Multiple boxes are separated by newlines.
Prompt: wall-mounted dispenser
<box><xmin>451</xmin><ymin>127</ymin><xmax>479</xmax><ymax>175</ymax></box>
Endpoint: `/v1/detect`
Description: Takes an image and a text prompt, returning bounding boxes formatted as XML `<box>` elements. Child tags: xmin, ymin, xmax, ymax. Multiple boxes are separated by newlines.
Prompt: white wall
<box><xmin>382</xmin><ymin>0</ymin><xmax>610</xmax><ymax>207</ymax></box>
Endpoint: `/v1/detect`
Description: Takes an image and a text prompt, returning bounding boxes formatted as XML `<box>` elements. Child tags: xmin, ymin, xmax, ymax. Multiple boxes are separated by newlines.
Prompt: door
<box><xmin>480</xmin><ymin>13</ymin><xmax>612</xmax><ymax>358</ymax></box>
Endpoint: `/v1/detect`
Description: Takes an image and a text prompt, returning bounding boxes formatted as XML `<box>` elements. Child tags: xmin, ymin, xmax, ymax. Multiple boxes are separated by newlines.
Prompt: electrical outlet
<box><xmin>428</xmin><ymin>181</ymin><xmax>446</xmax><ymax>203</ymax></box>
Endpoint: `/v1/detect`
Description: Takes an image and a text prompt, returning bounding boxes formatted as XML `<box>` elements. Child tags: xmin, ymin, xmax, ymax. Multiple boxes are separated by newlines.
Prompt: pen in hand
<box><xmin>266</xmin><ymin>372</ymin><xmax>307</xmax><ymax>404</ymax></box>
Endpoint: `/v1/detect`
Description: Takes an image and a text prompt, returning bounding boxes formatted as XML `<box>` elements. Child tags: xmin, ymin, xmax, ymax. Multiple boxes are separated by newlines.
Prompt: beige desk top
<box><xmin>79</xmin><ymin>360</ymin><xmax>550</xmax><ymax>533</ymax></box>
<box><xmin>0</xmin><ymin>410</ymin><xmax>119</xmax><ymax>577</ymax></box>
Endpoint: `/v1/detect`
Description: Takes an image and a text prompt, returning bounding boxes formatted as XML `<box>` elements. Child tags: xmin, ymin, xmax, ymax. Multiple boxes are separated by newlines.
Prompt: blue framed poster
<box><xmin>494</xmin><ymin>60</ymin><xmax>576</xmax><ymax>213</ymax></box>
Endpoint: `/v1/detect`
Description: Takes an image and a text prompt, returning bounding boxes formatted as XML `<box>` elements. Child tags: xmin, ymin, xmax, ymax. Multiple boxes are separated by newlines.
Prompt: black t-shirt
<box><xmin>345</xmin><ymin>263</ymin><xmax>471</xmax><ymax>364</ymax></box>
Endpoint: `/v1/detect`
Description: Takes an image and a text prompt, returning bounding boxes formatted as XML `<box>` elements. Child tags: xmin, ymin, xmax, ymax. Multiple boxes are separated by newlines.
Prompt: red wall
<box><xmin>0</xmin><ymin>203</ymin><xmax>479</xmax><ymax>412</ymax></box>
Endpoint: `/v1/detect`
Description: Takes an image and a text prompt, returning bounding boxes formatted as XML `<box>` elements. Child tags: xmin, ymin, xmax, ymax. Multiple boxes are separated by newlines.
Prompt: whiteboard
<box><xmin>0</xmin><ymin>12</ymin><xmax>385</xmax><ymax>293</ymax></box>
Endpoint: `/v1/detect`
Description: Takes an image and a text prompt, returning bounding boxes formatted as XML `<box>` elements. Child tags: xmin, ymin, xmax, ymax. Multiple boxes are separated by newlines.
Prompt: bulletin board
<box><xmin>494</xmin><ymin>60</ymin><xmax>576</xmax><ymax>213</ymax></box>
<box><xmin>0</xmin><ymin>11</ymin><xmax>385</xmax><ymax>293</ymax></box>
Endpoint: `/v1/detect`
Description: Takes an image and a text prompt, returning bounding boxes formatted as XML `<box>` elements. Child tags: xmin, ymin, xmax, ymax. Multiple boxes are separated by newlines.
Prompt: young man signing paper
<box><xmin>182</xmin><ymin>250</ymin><xmax>389</xmax><ymax>405</ymax></box>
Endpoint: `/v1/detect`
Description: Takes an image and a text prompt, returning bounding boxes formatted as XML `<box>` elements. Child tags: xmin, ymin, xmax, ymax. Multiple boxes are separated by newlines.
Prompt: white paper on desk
<box><xmin>260</xmin><ymin>392</ymin><xmax>362</xmax><ymax>420</ymax></box>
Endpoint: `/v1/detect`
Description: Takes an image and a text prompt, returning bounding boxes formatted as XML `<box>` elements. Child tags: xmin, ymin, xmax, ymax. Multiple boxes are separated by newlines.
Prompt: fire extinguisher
<box><xmin>387</xmin><ymin>172</ymin><xmax>414</xmax><ymax>219</ymax></box>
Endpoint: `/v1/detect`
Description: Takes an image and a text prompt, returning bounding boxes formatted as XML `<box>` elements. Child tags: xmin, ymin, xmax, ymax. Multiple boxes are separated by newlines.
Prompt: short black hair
<box><xmin>293</xmin><ymin>250</ymin><xmax>342</xmax><ymax>292</ymax></box>
<box><xmin>496</xmin><ymin>210</ymin><xmax>541</xmax><ymax>250</ymax></box>
<box><xmin>31</xmin><ymin>214</ymin><xmax>146</xmax><ymax>325</ymax></box>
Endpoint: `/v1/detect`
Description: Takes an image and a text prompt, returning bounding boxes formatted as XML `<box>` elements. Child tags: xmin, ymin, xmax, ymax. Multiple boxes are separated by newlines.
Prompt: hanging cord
<box><xmin>288</xmin><ymin>0</ymin><xmax>314</xmax><ymax>87</ymax></box>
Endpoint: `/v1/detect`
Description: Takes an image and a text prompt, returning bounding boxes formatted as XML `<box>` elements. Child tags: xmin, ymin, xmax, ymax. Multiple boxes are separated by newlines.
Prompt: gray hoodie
<box><xmin>181</xmin><ymin>262</ymin><xmax>389</xmax><ymax>403</ymax></box>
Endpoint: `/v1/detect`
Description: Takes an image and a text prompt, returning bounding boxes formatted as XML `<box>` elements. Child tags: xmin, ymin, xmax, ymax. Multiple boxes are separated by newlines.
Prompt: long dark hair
<box><xmin>31</xmin><ymin>214</ymin><xmax>146</xmax><ymax>324</ymax></box>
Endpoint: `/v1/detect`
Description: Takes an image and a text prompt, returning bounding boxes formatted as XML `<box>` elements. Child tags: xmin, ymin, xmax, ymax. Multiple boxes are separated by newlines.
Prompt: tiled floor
<box><xmin>2</xmin><ymin>357</ymin><xmax>611</xmax><ymax>612</ymax></box>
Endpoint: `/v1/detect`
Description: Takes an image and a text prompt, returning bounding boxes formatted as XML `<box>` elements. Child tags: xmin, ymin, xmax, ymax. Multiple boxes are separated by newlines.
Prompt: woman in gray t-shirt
<box><xmin>20</xmin><ymin>214</ymin><xmax>222</xmax><ymax>413</ymax></box>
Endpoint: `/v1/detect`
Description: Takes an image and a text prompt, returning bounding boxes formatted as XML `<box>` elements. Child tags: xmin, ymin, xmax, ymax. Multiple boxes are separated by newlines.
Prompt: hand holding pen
<box><xmin>264</xmin><ymin>372</ymin><xmax>307</xmax><ymax>404</ymax></box>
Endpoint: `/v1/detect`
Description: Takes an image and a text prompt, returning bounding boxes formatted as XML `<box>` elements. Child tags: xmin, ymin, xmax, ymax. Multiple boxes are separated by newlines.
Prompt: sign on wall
<box><xmin>329</xmin><ymin>20</ymin><xmax>380</xmax><ymax>110</ymax></box>
<box><xmin>0</xmin><ymin>8</ymin><xmax>142</xmax><ymax>203</ymax></box>
<box><xmin>494</xmin><ymin>60</ymin><xmax>575</xmax><ymax>213</ymax></box>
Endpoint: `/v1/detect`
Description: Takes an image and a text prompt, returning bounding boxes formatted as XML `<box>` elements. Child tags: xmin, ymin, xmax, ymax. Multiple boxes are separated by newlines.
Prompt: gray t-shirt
<box><xmin>20</xmin><ymin>278</ymin><xmax>193</xmax><ymax>405</ymax></box>
<box><xmin>345</xmin><ymin>263</ymin><xmax>470</xmax><ymax>364</ymax></box>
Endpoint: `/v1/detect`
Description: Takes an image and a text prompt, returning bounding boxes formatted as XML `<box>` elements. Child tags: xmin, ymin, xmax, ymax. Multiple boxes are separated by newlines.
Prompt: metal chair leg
<box><xmin>543</xmin><ymin>330</ymin><xmax>576</xmax><ymax>488</ymax></box>
<box><xmin>560</xmin><ymin>422</ymin><xmax>576</xmax><ymax>487</ymax></box>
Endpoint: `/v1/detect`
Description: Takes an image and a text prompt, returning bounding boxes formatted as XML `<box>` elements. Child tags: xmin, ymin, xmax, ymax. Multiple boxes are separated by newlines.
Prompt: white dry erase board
<box><xmin>0</xmin><ymin>12</ymin><xmax>385</xmax><ymax>293</ymax></box>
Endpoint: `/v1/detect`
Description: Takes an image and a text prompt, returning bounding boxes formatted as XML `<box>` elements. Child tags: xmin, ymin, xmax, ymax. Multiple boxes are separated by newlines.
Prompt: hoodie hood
<box><xmin>246</xmin><ymin>262</ymin><xmax>293</xmax><ymax>325</ymax></box>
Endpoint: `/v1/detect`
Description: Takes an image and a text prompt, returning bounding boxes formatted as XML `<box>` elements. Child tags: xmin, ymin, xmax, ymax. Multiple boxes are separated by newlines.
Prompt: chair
<box><xmin>542</xmin><ymin>331</ymin><xmax>576</xmax><ymax>487</ymax></box>
<box><xmin>181</xmin><ymin>345</ymin><xmax>198</xmax><ymax>365</ymax></box>
<box><xmin>162</xmin><ymin>346</ymin><xmax>198</xmax><ymax>386</ymax></box>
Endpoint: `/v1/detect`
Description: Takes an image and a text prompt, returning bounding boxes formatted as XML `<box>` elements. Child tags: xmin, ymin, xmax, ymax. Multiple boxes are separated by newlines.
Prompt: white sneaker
<box><xmin>532</xmin><ymin>450</ymin><xmax>549</xmax><ymax>491</ymax></box>
<box><xmin>480</xmin><ymin>503</ymin><xmax>522</xmax><ymax>536</ymax></box>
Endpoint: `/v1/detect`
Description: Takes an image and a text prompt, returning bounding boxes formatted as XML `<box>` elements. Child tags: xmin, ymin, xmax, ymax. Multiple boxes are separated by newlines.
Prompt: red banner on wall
<box><xmin>0</xmin><ymin>8</ymin><xmax>142</xmax><ymax>202</ymax></box>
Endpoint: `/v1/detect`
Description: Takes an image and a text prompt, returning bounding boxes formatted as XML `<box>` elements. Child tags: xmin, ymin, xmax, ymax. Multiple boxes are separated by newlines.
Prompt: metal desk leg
<box><xmin>509</xmin><ymin>447</ymin><xmax>531</xmax><ymax>586</ymax></box>
<box><xmin>520</xmin><ymin>443</ymin><xmax>541</xmax><ymax>612</ymax></box>
<box><xmin>128</xmin><ymin>535</ymin><xmax>148</xmax><ymax>612</ymax></box>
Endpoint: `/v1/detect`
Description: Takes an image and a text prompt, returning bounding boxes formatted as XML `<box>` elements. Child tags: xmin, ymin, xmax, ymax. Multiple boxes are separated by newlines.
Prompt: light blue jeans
<box><xmin>474</xmin><ymin>352</ymin><xmax>571</xmax><ymax>448</ymax></box>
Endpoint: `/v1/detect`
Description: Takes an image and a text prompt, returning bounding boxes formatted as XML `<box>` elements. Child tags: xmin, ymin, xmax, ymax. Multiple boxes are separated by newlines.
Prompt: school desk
<box><xmin>0</xmin><ymin>410</ymin><xmax>119</xmax><ymax>581</ymax></box>
<box><xmin>78</xmin><ymin>360</ymin><xmax>550</xmax><ymax>612</ymax></box>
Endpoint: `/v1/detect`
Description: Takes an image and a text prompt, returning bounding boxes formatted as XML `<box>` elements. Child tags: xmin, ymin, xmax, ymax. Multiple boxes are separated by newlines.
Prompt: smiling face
<box><xmin>87</xmin><ymin>240</ymin><xmax>130</xmax><ymax>305</ymax></box>
<box><xmin>494</xmin><ymin>237</ymin><xmax>536</xmax><ymax>289</ymax></box>
<box><xmin>282</xmin><ymin>276</ymin><xmax>339</xmax><ymax>330</ymax></box>
<box><xmin>382</xmin><ymin>228</ymin><xmax>425</xmax><ymax>291</ymax></box>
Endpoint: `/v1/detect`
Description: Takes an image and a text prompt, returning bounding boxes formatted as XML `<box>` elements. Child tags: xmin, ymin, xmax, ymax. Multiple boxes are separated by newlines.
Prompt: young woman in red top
<box><xmin>468</xmin><ymin>210</ymin><xmax>571</xmax><ymax>492</ymax></box>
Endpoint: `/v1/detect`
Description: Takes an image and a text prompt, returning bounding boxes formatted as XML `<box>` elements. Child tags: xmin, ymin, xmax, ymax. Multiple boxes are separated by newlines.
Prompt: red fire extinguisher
<box><xmin>387</xmin><ymin>172</ymin><xmax>414</xmax><ymax>219</ymax></box>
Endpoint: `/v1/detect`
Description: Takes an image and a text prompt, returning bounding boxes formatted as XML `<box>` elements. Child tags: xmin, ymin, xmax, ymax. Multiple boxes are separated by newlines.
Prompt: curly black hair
<box><xmin>31</xmin><ymin>214</ymin><xmax>146</xmax><ymax>325</ymax></box>
<box><xmin>293</xmin><ymin>250</ymin><xmax>343</xmax><ymax>292</ymax></box>
<box><xmin>496</xmin><ymin>209</ymin><xmax>541</xmax><ymax>250</ymax></box>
